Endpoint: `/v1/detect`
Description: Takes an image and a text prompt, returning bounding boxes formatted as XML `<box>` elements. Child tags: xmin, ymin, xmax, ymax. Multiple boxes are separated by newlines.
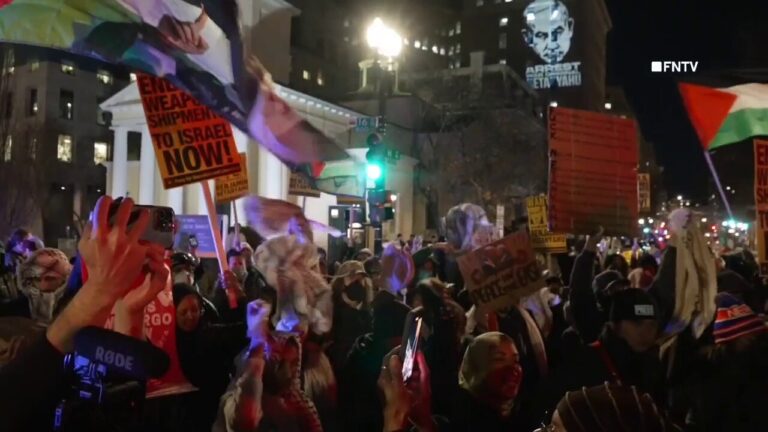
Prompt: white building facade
<box><xmin>100</xmin><ymin>82</ymin><xmax>416</xmax><ymax>250</ymax></box>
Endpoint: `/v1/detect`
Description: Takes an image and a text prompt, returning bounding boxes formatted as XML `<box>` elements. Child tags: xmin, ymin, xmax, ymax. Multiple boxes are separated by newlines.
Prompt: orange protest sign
<box><xmin>136</xmin><ymin>74</ymin><xmax>242</xmax><ymax>189</ymax></box>
<box><xmin>215</xmin><ymin>153</ymin><xmax>249</xmax><ymax>203</ymax></box>
<box><xmin>457</xmin><ymin>231</ymin><xmax>545</xmax><ymax>312</ymax></box>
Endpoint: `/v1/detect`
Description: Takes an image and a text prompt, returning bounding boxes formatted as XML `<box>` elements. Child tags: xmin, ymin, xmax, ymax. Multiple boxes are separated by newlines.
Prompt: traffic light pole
<box><xmin>372</xmin><ymin>56</ymin><xmax>387</xmax><ymax>255</ymax></box>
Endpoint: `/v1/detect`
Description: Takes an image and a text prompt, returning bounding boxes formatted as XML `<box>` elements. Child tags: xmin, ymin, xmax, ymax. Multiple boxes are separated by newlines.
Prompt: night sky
<box><xmin>605</xmin><ymin>0</ymin><xmax>768</xmax><ymax>202</ymax></box>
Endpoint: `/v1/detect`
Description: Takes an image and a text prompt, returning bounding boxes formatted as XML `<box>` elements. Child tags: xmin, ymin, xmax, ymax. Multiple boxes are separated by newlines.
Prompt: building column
<box><xmin>138</xmin><ymin>128</ymin><xmax>156</xmax><ymax>204</ymax></box>
<box><xmin>167</xmin><ymin>186</ymin><xmax>183</xmax><ymax>215</ymax></box>
<box><xmin>111</xmin><ymin>127</ymin><xmax>128</xmax><ymax>197</ymax></box>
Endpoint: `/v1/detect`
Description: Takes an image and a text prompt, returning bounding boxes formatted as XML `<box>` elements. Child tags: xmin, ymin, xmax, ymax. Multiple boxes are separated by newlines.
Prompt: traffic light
<box><xmin>366</xmin><ymin>133</ymin><xmax>386</xmax><ymax>190</ymax></box>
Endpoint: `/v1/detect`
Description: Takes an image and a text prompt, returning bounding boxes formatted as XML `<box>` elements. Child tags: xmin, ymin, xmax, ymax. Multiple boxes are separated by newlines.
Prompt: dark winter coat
<box><xmin>448</xmin><ymin>387</ymin><xmax>527</xmax><ymax>432</ymax></box>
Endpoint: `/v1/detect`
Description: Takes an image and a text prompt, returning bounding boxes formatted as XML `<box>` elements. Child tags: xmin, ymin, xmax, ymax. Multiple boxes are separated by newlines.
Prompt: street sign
<box><xmin>385</xmin><ymin>148</ymin><xmax>401</xmax><ymax>164</ymax></box>
<box><xmin>354</xmin><ymin>116</ymin><xmax>380</xmax><ymax>131</ymax></box>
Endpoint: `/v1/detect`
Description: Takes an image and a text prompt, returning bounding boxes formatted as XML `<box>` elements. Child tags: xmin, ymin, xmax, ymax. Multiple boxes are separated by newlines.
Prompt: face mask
<box><xmin>345</xmin><ymin>280</ymin><xmax>367</xmax><ymax>303</ymax></box>
<box><xmin>24</xmin><ymin>284</ymin><xmax>66</xmax><ymax>325</ymax></box>
<box><xmin>233</xmin><ymin>267</ymin><xmax>248</xmax><ymax>282</ymax></box>
<box><xmin>174</xmin><ymin>271</ymin><xmax>194</xmax><ymax>286</ymax></box>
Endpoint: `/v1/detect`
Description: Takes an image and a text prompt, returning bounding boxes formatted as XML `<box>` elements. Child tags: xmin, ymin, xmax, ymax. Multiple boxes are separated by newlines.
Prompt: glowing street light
<box><xmin>367</xmin><ymin>18</ymin><xmax>403</xmax><ymax>58</ymax></box>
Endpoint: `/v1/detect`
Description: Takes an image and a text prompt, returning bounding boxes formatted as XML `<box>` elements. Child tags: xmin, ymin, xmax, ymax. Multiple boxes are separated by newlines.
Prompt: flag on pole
<box><xmin>679</xmin><ymin>82</ymin><xmax>768</xmax><ymax>150</ymax></box>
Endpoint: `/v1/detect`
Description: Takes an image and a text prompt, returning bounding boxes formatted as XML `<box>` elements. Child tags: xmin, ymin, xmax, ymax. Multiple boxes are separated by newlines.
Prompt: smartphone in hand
<box><xmin>401</xmin><ymin>306</ymin><xmax>425</xmax><ymax>383</ymax></box>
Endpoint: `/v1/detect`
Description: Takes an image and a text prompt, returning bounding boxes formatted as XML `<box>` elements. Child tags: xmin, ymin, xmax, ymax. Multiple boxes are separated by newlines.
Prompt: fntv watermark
<box><xmin>651</xmin><ymin>61</ymin><xmax>699</xmax><ymax>73</ymax></box>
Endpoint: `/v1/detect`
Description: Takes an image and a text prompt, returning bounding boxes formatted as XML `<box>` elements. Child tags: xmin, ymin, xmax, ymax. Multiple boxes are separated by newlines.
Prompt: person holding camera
<box><xmin>0</xmin><ymin>196</ymin><xmax>169</xmax><ymax>431</ymax></box>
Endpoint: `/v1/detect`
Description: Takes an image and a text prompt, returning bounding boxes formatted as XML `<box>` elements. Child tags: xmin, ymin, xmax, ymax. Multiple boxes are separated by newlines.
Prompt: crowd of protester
<box><xmin>0</xmin><ymin>196</ymin><xmax>767</xmax><ymax>431</ymax></box>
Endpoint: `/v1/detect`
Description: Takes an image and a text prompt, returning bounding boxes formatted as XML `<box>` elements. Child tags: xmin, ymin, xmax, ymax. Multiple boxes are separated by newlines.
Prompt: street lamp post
<box><xmin>365</xmin><ymin>18</ymin><xmax>402</xmax><ymax>253</ymax></box>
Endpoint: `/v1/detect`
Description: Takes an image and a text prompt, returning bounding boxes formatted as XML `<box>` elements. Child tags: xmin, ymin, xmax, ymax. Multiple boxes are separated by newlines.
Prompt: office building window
<box><xmin>449</xmin><ymin>46</ymin><xmax>455</xmax><ymax>55</ymax></box>
<box><xmin>61</xmin><ymin>60</ymin><xmax>75</xmax><ymax>75</ymax></box>
<box><xmin>29</xmin><ymin>137</ymin><xmax>37</xmax><ymax>159</ymax></box>
<box><xmin>130</xmin><ymin>73</ymin><xmax>137</xmax><ymax>82</ymax></box>
<box><xmin>30</xmin><ymin>59</ymin><xmax>39</xmax><ymax>71</ymax></box>
<box><xmin>432</xmin><ymin>45</ymin><xmax>438</xmax><ymax>54</ymax></box>
<box><xmin>343</xmin><ymin>19</ymin><xmax>350</xmax><ymax>27</ymax></box>
<box><xmin>415</xmin><ymin>40</ymin><xmax>421</xmax><ymax>49</ymax></box>
<box><xmin>60</xmin><ymin>90</ymin><xmax>74</xmax><ymax>120</ymax></box>
<box><xmin>317</xmin><ymin>71</ymin><xmax>324</xmax><ymax>86</ymax></box>
<box><xmin>476</xmin><ymin>0</ymin><xmax>484</xmax><ymax>6</ymax></box>
<box><xmin>449</xmin><ymin>29</ymin><xmax>454</xmax><ymax>37</ymax></box>
<box><xmin>302</xmin><ymin>70</ymin><xmax>311</xmax><ymax>80</ymax></box>
<box><xmin>3</xmin><ymin>136</ymin><xmax>11</xmax><ymax>161</ymax></box>
<box><xmin>456</xmin><ymin>43</ymin><xmax>461</xmax><ymax>53</ymax></box>
<box><xmin>500</xmin><ymin>17</ymin><xmax>509</xmax><ymax>27</ymax></box>
<box><xmin>500</xmin><ymin>58</ymin><xmax>507</xmax><ymax>65</ymax></box>
<box><xmin>499</xmin><ymin>33</ymin><xmax>507</xmax><ymax>49</ymax></box>
<box><xmin>94</xmin><ymin>141</ymin><xmax>108</xmax><ymax>165</ymax></box>
<box><xmin>96</xmin><ymin>70</ymin><xmax>113</xmax><ymax>85</ymax></box>
<box><xmin>440</xmin><ymin>47</ymin><xmax>446</xmax><ymax>56</ymax></box>
<box><xmin>505</xmin><ymin>0</ymin><xmax>513</xmax><ymax>2</ymax></box>
<box><xmin>456</xmin><ymin>21</ymin><xmax>461</xmax><ymax>34</ymax></box>
<box><xmin>57</xmin><ymin>134</ymin><xmax>73</xmax><ymax>162</ymax></box>
<box><xmin>28</xmin><ymin>88</ymin><xmax>38</xmax><ymax>116</ymax></box>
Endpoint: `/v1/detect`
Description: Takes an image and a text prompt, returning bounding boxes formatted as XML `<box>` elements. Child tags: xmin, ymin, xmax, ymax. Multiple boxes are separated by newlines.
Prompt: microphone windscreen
<box><xmin>74</xmin><ymin>327</ymin><xmax>170</xmax><ymax>380</ymax></box>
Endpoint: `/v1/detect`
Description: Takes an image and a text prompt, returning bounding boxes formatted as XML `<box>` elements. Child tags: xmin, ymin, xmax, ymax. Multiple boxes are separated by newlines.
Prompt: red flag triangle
<box><xmin>678</xmin><ymin>83</ymin><xmax>738</xmax><ymax>150</ymax></box>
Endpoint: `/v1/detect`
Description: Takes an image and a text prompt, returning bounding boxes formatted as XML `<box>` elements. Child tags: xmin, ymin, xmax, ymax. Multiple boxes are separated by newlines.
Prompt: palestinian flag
<box><xmin>679</xmin><ymin>82</ymin><xmax>768</xmax><ymax>150</ymax></box>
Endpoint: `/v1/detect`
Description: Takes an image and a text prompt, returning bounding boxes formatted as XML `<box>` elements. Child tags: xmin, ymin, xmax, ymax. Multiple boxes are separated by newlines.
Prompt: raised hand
<box><xmin>47</xmin><ymin>196</ymin><xmax>156</xmax><ymax>351</ymax></box>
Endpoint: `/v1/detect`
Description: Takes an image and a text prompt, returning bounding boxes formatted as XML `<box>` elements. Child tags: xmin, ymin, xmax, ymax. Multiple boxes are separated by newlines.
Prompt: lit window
<box><xmin>343</xmin><ymin>19</ymin><xmax>350</xmax><ymax>27</ymax></box>
<box><xmin>422</xmin><ymin>45</ymin><xmax>428</xmax><ymax>51</ymax></box>
<box><xmin>440</xmin><ymin>47</ymin><xmax>446</xmax><ymax>55</ymax></box>
<box><xmin>500</xmin><ymin>59</ymin><xmax>507</xmax><ymax>65</ymax></box>
<box><xmin>432</xmin><ymin>45</ymin><xmax>438</xmax><ymax>54</ymax></box>
<box><xmin>500</xmin><ymin>17</ymin><xmax>508</xmax><ymax>27</ymax></box>
<box><xmin>29</xmin><ymin>137</ymin><xmax>37</xmax><ymax>159</ymax></box>
<box><xmin>302</xmin><ymin>70</ymin><xmax>311</xmax><ymax>80</ymax></box>
<box><xmin>449</xmin><ymin>29</ymin><xmax>454</xmax><ymax>37</ymax></box>
<box><xmin>94</xmin><ymin>142</ymin><xmax>108</xmax><ymax>165</ymax></box>
<box><xmin>317</xmin><ymin>71</ymin><xmax>324</xmax><ymax>86</ymax></box>
<box><xmin>60</xmin><ymin>90</ymin><xmax>74</xmax><ymax>120</ymax></box>
<box><xmin>505</xmin><ymin>0</ymin><xmax>513</xmax><ymax>2</ymax></box>
<box><xmin>130</xmin><ymin>73</ymin><xmax>137</xmax><ymax>82</ymax></box>
<box><xmin>456</xmin><ymin>22</ymin><xmax>461</xmax><ymax>34</ymax></box>
<box><xmin>57</xmin><ymin>135</ymin><xmax>73</xmax><ymax>162</ymax></box>
<box><xmin>499</xmin><ymin>33</ymin><xmax>507</xmax><ymax>49</ymax></box>
<box><xmin>3</xmin><ymin>135</ymin><xmax>11</xmax><ymax>161</ymax></box>
<box><xmin>61</xmin><ymin>61</ymin><xmax>75</xmax><ymax>75</ymax></box>
<box><xmin>4</xmin><ymin>66</ymin><xmax>14</xmax><ymax>75</ymax></box>
<box><xmin>449</xmin><ymin>46</ymin><xmax>455</xmax><ymax>55</ymax></box>
<box><xmin>415</xmin><ymin>40</ymin><xmax>421</xmax><ymax>49</ymax></box>
<box><xmin>404</xmin><ymin>38</ymin><xmax>409</xmax><ymax>46</ymax></box>
<box><xmin>30</xmin><ymin>59</ymin><xmax>39</xmax><ymax>71</ymax></box>
<box><xmin>456</xmin><ymin>43</ymin><xmax>461</xmax><ymax>53</ymax></box>
<box><xmin>96</xmin><ymin>70</ymin><xmax>112</xmax><ymax>85</ymax></box>
<box><xmin>476</xmin><ymin>0</ymin><xmax>484</xmax><ymax>6</ymax></box>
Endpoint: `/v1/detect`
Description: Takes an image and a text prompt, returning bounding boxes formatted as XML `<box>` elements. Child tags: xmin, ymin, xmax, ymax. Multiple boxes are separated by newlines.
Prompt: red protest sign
<box><xmin>548</xmin><ymin>107</ymin><xmax>639</xmax><ymax>236</ymax></box>
<box><xmin>137</xmin><ymin>74</ymin><xmax>242</xmax><ymax>189</ymax></box>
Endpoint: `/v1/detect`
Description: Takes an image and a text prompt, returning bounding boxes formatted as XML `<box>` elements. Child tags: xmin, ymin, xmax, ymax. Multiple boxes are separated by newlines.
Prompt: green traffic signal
<box><xmin>366</xmin><ymin>163</ymin><xmax>383</xmax><ymax>180</ymax></box>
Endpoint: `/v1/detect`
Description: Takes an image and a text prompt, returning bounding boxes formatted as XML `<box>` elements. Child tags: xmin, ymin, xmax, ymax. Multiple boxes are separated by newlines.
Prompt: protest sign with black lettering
<box><xmin>137</xmin><ymin>74</ymin><xmax>242</xmax><ymax>189</ymax></box>
<box><xmin>457</xmin><ymin>231</ymin><xmax>545</xmax><ymax>312</ymax></box>
<box><xmin>754</xmin><ymin>139</ymin><xmax>768</xmax><ymax>275</ymax></box>
<box><xmin>215</xmin><ymin>153</ymin><xmax>249</xmax><ymax>203</ymax></box>
<box><xmin>526</xmin><ymin>195</ymin><xmax>567</xmax><ymax>253</ymax></box>
<box><xmin>289</xmin><ymin>172</ymin><xmax>322</xmax><ymax>198</ymax></box>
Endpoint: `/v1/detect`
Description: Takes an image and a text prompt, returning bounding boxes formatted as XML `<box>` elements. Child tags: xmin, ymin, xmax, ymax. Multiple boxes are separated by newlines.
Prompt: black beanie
<box><xmin>609</xmin><ymin>289</ymin><xmax>658</xmax><ymax>323</ymax></box>
<box><xmin>372</xmin><ymin>295</ymin><xmax>411</xmax><ymax>340</ymax></box>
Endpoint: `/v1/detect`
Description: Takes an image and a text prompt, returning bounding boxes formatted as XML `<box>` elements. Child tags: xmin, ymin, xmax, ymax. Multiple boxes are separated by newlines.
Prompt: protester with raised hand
<box><xmin>0</xmin><ymin>195</ymin><xmax>168</xmax><ymax>430</ymax></box>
